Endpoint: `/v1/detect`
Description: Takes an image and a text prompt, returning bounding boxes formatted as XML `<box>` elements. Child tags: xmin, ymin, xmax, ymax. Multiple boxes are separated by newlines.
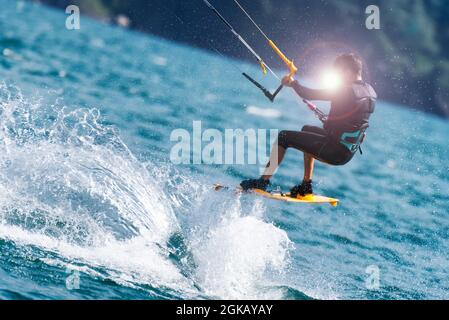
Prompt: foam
<box><xmin>0</xmin><ymin>84</ymin><xmax>294</xmax><ymax>299</ymax></box>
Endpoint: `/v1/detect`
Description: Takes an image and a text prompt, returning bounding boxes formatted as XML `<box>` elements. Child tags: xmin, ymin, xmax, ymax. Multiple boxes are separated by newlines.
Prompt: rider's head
<box><xmin>334</xmin><ymin>53</ymin><xmax>363</xmax><ymax>83</ymax></box>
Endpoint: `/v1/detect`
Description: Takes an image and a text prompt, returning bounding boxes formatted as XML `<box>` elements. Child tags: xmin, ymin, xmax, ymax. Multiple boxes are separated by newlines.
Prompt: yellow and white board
<box><xmin>253</xmin><ymin>189</ymin><xmax>339</xmax><ymax>207</ymax></box>
<box><xmin>214</xmin><ymin>184</ymin><xmax>339</xmax><ymax>207</ymax></box>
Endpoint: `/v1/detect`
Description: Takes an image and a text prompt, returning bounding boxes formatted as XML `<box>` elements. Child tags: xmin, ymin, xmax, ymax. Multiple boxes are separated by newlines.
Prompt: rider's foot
<box><xmin>290</xmin><ymin>180</ymin><xmax>313</xmax><ymax>198</ymax></box>
<box><xmin>240</xmin><ymin>178</ymin><xmax>271</xmax><ymax>191</ymax></box>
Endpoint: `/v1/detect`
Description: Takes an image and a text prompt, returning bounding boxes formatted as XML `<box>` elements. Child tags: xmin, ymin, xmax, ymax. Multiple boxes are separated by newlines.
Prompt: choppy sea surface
<box><xmin>0</xmin><ymin>0</ymin><xmax>448</xmax><ymax>300</ymax></box>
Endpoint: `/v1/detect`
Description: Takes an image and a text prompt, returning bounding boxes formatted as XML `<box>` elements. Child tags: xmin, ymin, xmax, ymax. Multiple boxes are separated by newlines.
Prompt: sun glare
<box><xmin>321</xmin><ymin>69</ymin><xmax>342</xmax><ymax>91</ymax></box>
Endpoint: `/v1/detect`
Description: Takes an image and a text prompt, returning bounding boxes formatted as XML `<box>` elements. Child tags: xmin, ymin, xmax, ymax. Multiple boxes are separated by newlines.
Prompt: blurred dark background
<box><xmin>34</xmin><ymin>0</ymin><xmax>449</xmax><ymax>118</ymax></box>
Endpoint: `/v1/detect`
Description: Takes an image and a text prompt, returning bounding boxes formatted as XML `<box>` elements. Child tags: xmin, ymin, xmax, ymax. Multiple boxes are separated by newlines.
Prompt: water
<box><xmin>0</xmin><ymin>0</ymin><xmax>448</xmax><ymax>300</ymax></box>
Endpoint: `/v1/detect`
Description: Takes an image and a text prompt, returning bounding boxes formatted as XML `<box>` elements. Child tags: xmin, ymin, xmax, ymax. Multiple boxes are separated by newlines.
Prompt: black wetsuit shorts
<box><xmin>277</xmin><ymin>126</ymin><xmax>354</xmax><ymax>166</ymax></box>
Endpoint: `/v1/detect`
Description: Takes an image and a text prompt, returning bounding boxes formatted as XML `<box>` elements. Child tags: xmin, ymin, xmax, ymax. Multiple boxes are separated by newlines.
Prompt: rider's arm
<box><xmin>291</xmin><ymin>80</ymin><xmax>335</xmax><ymax>101</ymax></box>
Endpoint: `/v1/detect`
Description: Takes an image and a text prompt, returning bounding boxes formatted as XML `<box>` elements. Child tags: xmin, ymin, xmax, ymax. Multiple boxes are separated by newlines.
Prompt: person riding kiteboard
<box><xmin>240</xmin><ymin>53</ymin><xmax>377</xmax><ymax>198</ymax></box>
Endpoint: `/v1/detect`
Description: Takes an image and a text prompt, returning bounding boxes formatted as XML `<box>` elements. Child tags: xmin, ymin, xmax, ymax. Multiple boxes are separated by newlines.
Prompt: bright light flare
<box><xmin>321</xmin><ymin>69</ymin><xmax>342</xmax><ymax>91</ymax></box>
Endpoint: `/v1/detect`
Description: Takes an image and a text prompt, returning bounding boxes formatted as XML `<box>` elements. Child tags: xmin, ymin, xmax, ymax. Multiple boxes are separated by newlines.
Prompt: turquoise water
<box><xmin>0</xmin><ymin>0</ymin><xmax>449</xmax><ymax>300</ymax></box>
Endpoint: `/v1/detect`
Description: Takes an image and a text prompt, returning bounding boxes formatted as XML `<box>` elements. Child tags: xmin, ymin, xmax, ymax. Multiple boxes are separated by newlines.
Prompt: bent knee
<box><xmin>301</xmin><ymin>125</ymin><xmax>311</xmax><ymax>132</ymax></box>
<box><xmin>302</xmin><ymin>125</ymin><xmax>321</xmax><ymax>133</ymax></box>
<box><xmin>277</xmin><ymin>130</ymin><xmax>289</xmax><ymax>149</ymax></box>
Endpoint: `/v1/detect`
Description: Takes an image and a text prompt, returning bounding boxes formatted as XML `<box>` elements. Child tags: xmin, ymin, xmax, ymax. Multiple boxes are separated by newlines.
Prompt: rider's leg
<box><xmin>303</xmin><ymin>152</ymin><xmax>315</xmax><ymax>182</ymax></box>
<box><xmin>261</xmin><ymin>145</ymin><xmax>286</xmax><ymax>180</ymax></box>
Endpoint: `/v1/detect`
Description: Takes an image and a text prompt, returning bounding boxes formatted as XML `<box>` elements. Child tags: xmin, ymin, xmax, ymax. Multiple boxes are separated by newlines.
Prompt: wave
<box><xmin>0</xmin><ymin>84</ymin><xmax>294</xmax><ymax>300</ymax></box>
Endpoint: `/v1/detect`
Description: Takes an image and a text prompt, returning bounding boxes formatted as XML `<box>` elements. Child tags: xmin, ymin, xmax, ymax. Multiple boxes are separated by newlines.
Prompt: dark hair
<box><xmin>334</xmin><ymin>53</ymin><xmax>363</xmax><ymax>76</ymax></box>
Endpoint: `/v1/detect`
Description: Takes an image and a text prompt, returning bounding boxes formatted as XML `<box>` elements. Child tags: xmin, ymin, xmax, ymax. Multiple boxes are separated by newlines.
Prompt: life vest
<box><xmin>327</xmin><ymin>81</ymin><xmax>377</xmax><ymax>154</ymax></box>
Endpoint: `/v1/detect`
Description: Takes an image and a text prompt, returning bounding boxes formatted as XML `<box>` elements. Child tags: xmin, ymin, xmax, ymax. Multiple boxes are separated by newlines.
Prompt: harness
<box><xmin>340</xmin><ymin>123</ymin><xmax>369</xmax><ymax>154</ymax></box>
<box><xmin>337</xmin><ymin>88</ymin><xmax>377</xmax><ymax>155</ymax></box>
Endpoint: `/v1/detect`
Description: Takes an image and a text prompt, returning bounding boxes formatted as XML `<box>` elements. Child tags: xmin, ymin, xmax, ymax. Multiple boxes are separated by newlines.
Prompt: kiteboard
<box><xmin>214</xmin><ymin>184</ymin><xmax>339</xmax><ymax>207</ymax></box>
